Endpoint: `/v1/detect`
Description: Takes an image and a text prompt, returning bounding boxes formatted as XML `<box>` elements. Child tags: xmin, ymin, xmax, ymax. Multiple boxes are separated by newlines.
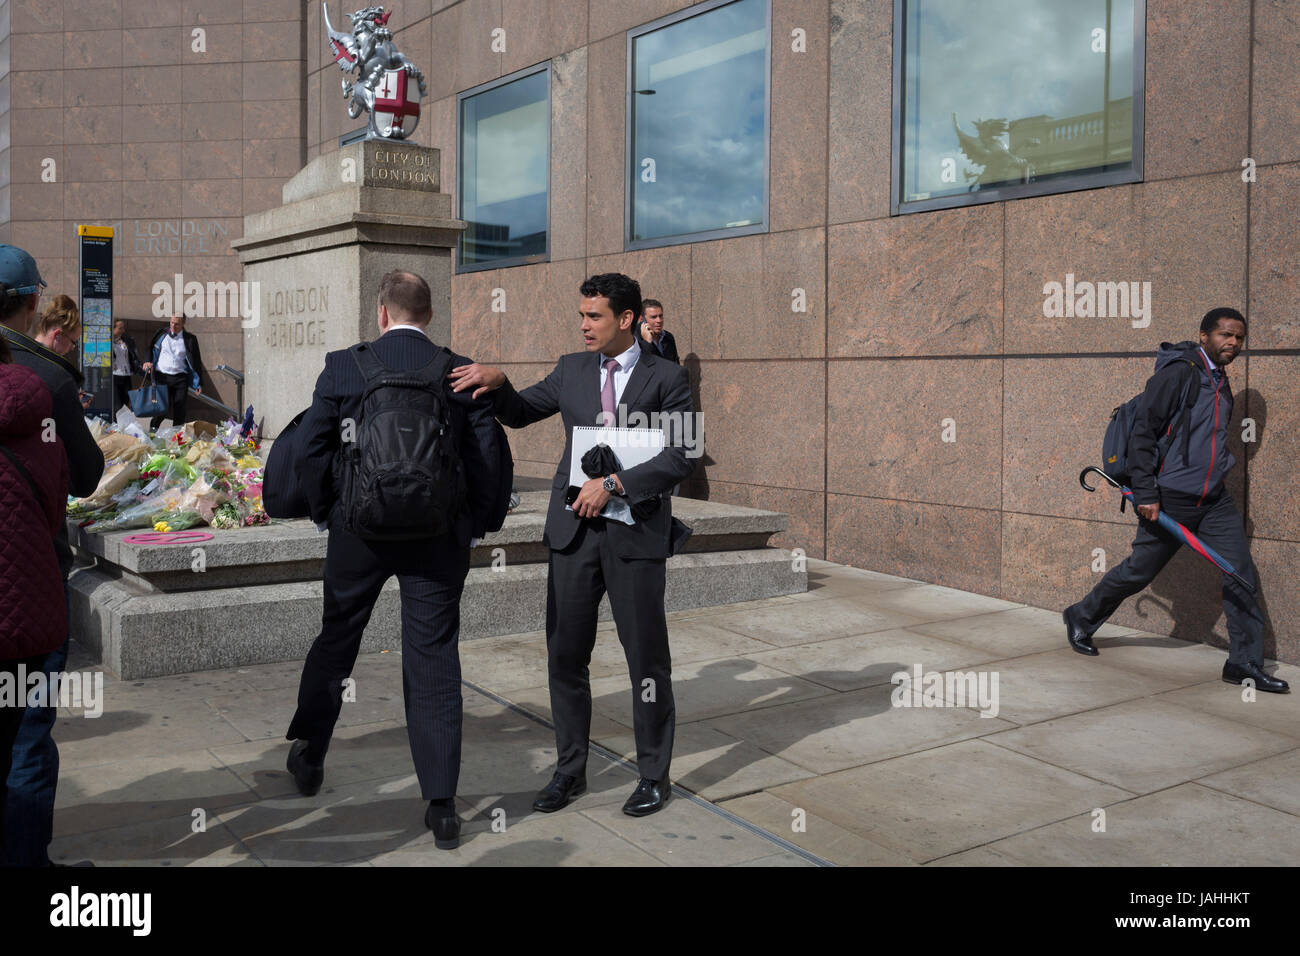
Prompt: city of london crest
<box><xmin>324</xmin><ymin>4</ymin><xmax>427</xmax><ymax>140</ymax></box>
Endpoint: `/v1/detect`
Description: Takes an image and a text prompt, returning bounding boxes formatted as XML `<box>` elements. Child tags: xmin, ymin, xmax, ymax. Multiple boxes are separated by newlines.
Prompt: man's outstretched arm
<box><xmin>449</xmin><ymin>358</ymin><xmax>564</xmax><ymax>429</ymax></box>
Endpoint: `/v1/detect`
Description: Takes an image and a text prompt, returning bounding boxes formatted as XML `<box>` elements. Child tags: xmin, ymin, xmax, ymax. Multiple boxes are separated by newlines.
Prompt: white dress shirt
<box><xmin>112</xmin><ymin>338</ymin><xmax>130</xmax><ymax>375</ymax></box>
<box><xmin>157</xmin><ymin>331</ymin><xmax>187</xmax><ymax>374</ymax></box>
<box><xmin>598</xmin><ymin>339</ymin><xmax>642</xmax><ymax>405</ymax></box>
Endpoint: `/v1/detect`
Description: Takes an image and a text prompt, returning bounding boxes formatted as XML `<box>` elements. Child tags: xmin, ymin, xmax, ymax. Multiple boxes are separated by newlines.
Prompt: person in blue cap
<box><xmin>0</xmin><ymin>243</ymin><xmax>104</xmax><ymax>866</ymax></box>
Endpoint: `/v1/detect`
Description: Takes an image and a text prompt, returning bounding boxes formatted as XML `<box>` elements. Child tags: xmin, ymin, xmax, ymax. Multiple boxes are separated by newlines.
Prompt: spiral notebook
<box><xmin>566</xmin><ymin>425</ymin><xmax>666</xmax><ymax>525</ymax></box>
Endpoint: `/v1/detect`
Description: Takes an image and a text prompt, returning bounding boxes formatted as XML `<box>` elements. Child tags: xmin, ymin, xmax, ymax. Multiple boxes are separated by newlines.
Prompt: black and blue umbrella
<box><xmin>1079</xmin><ymin>466</ymin><xmax>1255</xmax><ymax>593</ymax></box>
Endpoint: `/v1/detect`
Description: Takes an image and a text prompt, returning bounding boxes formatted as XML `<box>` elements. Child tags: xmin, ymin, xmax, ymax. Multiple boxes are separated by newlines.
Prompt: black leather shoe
<box><xmin>1223</xmin><ymin>661</ymin><xmax>1290</xmax><ymax>694</ymax></box>
<box><xmin>286</xmin><ymin>739</ymin><xmax>325</xmax><ymax>796</ymax></box>
<box><xmin>425</xmin><ymin>802</ymin><xmax>461</xmax><ymax>850</ymax></box>
<box><xmin>531</xmin><ymin>772</ymin><xmax>586</xmax><ymax>812</ymax></box>
<box><xmin>1063</xmin><ymin>605</ymin><xmax>1098</xmax><ymax>656</ymax></box>
<box><xmin>622</xmin><ymin>778</ymin><xmax>670</xmax><ymax>817</ymax></box>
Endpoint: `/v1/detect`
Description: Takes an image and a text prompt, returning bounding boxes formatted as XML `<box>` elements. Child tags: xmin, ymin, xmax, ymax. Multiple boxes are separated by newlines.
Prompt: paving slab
<box><xmin>699</xmin><ymin>597</ymin><xmax>931</xmax><ymax>647</ymax></box>
<box><xmin>931</xmin><ymin>784</ymin><xmax>1300</xmax><ymax>867</ymax></box>
<box><xmin>744</xmin><ymin>627</ymin><xmax>1006</xmax><ymax>693</ymax></box>
<box><xmin>1197</xmin><ymin>747</ymin><xmax>1300</xmax><ymax>816</ymax></box>
<box><xmin>1152</xmin><ymin>675</ymin><xmax>1300</xmax><ymax>740</ymax></box>
<box><xmin>49</xmin><ymin>809</ymin><xmax>258</xmax><ymax>867</ymax></box>
<box><xmin>215</xmin><ymin>774</ymin><xmax>436</xmax><ymax>865</ymax></box>
<box><xmin>706</xmin><ymin>682</ymin><xmax>1016</xmax><ymax>775</ymax></box>
<box><xmin>206</xmin><ymin>679</ymin><xmax>407</xmax><ymax>740</ymax></box>
<box><xmin>211</xmin><ymin>720</ymin><xmax>416</xmax><ymax>799</ymax></box>
<box><xmin>986</xmin><ymin>698</ymin><xmax>1300</xmax><ymax>794</ymax></box>
<box><xmin>51</xmin><ymin>693</ymin><xmax>248</xmax><ymax>766</ymax></box>
<box><xmin>908</xmin><ymin>605</ymin><xmax>1139</xmax><ymax>660</ymax></box>
<box><xmin>931</xmin><ymin>648</ymin><xmax>1188</xmax><ymax>726</ymax></box>
<box><xmin>577</xmin><ymin>797</ymin><xmax>780</xmax><ymax>867</ymax></box>
<box><xmin>597</xmin><ymin>723</ymin><xmax>815</xmax><ymax>801</ymax></box>
<box><xmin>1084</xmin><ymin>632</ymin><xmax>1238</xmax><ymax>684</ymax></box>
<box><xmin>457</xmin><ymin>631</ymin><xmax>550</xmax><ymax>693</ymax></box>
<box><xmin>731</xmin><ymin>852</ymin><xmax>818</xmax><ymax>866</ymax></box>
<box><xmin>368</xmin><ymin>809</ymin><xmax>666</xmax><ymax>867</ymax></box>
<box><xmin>768</xmin><ymin>738</ymin><xmax>1133</xmax><ymax>863</ymax></box>
<box><xmin>717</xmin><ymin>791</ymin><xmax>917</xmax><ymax>866</ymax></box>
<box><xmin>795</xmin><ymin>561</ymin><xmax>929</xmax><ymax>600</ymax></box>
<box><xmin>588</xmin><ymin>656</ymin><xmax>835</xmax><ymax>726</ymax></box>
<box><xmin>847</xmin><ymin>584</ymin><xmax>1025</xmax><ymax>623</ymax></box>
<box><xmin>53</xmin><ymin>751</ymin><xmax>258</xmax><ymax>839</ymax></box>
<box><xmin>590</xmin><ymin>619</ymin><xmax>778</xmax><ymax>676</ymax></box>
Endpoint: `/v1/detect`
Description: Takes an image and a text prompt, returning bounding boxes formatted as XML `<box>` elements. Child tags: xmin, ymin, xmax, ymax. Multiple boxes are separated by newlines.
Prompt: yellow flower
<box><xmin>154</xmin><ymin>521</ymin><xmax>171</xmax><ymax>532</ymax></box>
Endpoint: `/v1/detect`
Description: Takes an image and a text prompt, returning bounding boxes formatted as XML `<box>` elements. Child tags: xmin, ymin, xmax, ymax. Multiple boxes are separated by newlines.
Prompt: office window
<box><xmin>458</xmin><ymin>64</ymin><xmax>550</xmax><ymax>271</ymax></box>
<box><xmin>894</xmin><ymin>0</ymin><xmax>1144</xmax><ymax>214</ymax></box>
<box><xmin>628</xmin><ymin>0</ymin><xmax>770</xmax><ymax>249</ymax></box>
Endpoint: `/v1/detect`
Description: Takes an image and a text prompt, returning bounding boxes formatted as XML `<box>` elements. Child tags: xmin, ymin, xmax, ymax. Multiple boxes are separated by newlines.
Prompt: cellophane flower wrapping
<box><xmin>73</xmin><ymin>415</ymin><xmax>269</xmax><ymax>533</ymax></box>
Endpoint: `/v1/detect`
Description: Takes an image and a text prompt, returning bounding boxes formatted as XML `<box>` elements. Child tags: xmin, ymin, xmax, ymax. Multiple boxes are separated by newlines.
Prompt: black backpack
<box><xmin>1101</xmin><ymin>355</ymin><xmax>1199</xmax><ymax>508</ymax></box>
<box><xmin>335</xmin><ymin>343</ymin><xmax>466</xmax><ymax>540</ymax></box>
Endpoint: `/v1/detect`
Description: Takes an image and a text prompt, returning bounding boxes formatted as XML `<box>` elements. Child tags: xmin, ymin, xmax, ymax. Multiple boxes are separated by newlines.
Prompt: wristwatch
<box><xmin>603</xmin><ymin>475</ymin><xmax>619</xmax><ymax>494</ymax></box>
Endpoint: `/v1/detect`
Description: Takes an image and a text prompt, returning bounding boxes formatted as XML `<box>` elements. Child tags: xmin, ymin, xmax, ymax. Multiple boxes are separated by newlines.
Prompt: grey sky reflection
<box><xmin>903</xmin><ymin>0</ymin><xmax>1135</xmax><ymax>199</ymax></box>
<box><xmin>632</xmin><ymin>0</ymin><xmax>767</xmax><ymax>240</ymax></box>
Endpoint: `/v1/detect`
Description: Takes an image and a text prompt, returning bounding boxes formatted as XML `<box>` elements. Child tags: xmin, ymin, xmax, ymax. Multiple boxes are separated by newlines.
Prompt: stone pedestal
<box><xmin>232</xmin><ymin>140</ymin><xmax>465</xmax><ymax>436</ymax></box>
<box><xmin>66</xmin><ymin>494</ymin><xmax>804</xmax><ymax>678</ymax></box>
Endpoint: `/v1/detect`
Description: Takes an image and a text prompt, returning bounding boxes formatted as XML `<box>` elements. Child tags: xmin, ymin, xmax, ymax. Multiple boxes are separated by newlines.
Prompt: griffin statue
<box><xmin>324</xmin><ymin>4</ymin><xmax>428</xmax><ymax>140</ymax></box>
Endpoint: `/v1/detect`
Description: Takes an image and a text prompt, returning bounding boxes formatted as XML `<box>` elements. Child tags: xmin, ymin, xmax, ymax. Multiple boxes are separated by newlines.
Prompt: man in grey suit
<box><xmin>450</xmin><ymin>273</ymin><xmax>694</xmax><ymax>817</ymax></box>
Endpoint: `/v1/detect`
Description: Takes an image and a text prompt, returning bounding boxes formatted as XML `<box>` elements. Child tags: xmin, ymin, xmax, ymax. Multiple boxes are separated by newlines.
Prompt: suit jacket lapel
<box><xmin>576</xmin><ymin>351</ymin><xmax>602</xmax><ymax>428</ymax></box>
<box><xmin>618</xmin><ymin>352</ymin><xmax>655</xmax><ymax>413</ymax></box>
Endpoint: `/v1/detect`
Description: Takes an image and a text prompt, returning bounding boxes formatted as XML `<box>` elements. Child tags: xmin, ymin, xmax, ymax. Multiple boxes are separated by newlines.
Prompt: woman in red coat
<box><xmin>0</xmin><ymin>347</ymin><xmax>69</xmax><ymax>852</ymax></box>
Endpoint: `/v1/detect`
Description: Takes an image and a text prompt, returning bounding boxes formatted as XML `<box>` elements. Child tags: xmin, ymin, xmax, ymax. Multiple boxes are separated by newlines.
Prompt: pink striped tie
<box><xmin>600</xmin><ymin>357</ymin><xmax>619</xmax><ymax>426</ymax></box>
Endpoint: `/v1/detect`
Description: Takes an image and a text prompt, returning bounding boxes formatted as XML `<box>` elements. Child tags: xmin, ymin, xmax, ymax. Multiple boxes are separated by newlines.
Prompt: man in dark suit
<box><xmin>636</xmin><ymin>298</ymin><xmax>679</xmax><ymax>363</ymax></box>
<box><xmin>286</xmin><ymin>270</ymin><xmax>511</xmax><ymax>849</ymax></box>
<box><xmin>450</xmin><ymin>273</ymin><xmax>695</xmax><ymax>817</ymax></box>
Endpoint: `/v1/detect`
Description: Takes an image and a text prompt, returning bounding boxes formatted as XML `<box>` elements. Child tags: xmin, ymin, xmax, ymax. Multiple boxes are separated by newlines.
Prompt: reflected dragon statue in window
<box><xmin>324</xmin><ymin>4</ymin><xmax>428</xmax><ymax>141</ymax></box>
<box><xmin>952</xmin><ymin>113</ymin><xmax>1035</xmax><ymax>189</ymax></box>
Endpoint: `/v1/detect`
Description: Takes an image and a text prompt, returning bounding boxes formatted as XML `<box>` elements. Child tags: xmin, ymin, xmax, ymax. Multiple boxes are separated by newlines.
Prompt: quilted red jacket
<box><xmin>0</xmin><ymin>362</ymin><xmax>69</xmax><ymax>661</ymax></box>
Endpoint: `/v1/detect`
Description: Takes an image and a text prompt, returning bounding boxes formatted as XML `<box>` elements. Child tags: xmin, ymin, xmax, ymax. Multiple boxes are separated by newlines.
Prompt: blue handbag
<box><xmin>128</xmin><ymin>372</ymin><xmax>168</xmax><ymax>418</ymax></box>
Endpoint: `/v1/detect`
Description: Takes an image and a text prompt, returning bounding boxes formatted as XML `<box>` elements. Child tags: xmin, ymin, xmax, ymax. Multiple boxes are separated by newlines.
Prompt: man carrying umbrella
<box><xmin>1063</xmin><ymin>307</ymin><xmax>1287</xmax><ymax>693</ymax></box>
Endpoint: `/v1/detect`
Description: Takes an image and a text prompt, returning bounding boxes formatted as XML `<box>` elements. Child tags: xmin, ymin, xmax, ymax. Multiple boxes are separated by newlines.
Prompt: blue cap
<box><xmin>0</xmin><ymin>244</ymin><xmax>47</xmax><ymax>297</ymax></box>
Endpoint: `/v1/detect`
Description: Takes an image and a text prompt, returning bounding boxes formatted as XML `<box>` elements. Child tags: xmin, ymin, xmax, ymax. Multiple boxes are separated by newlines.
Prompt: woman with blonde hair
<box><xmin>30</xmin><ymin>294</ymin><xmax>80</xmax><ymax>358</ymax></box>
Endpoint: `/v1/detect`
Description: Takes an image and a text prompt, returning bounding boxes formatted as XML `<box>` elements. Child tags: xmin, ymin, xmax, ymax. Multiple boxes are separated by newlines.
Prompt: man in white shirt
<box><xmin>143</xmin><ymin>313</ymin><xmax>203</xmax><ymax>429</ymax></box>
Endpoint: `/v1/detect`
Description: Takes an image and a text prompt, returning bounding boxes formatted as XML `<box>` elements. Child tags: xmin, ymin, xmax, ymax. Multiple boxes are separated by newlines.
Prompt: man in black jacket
<box><xmin>1064</xmin><ymin>307</ymin><xmax>1287</xmax><ymax>693</ymax></box>
<box><xmin>0</xmin><ymin>244</ymin><xmax>105</xmax><ymax>866</ymax></box>
<box><xmin>450</xmin><ymin>273</ymin><xmax>696</xmax><ymax>818</ymax></box>
<box><xmin>142</xmin><ymin>313</ymin><xmax>203</xmax><ymax>428</ymax></box>
<box><xmin>636</xmin><ymin>298</ymin><xmax>679</xmax><ymax>364</ymax></box>
<box><xmin>285</xmin><ymin>271</ymin><xmax>511</xmax><ymax>849</ymax></box>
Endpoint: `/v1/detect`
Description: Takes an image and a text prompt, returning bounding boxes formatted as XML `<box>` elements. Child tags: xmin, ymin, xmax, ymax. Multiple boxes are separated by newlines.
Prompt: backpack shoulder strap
<box><xmin>0</xmin><ymin>439</ymin><xmax>48</xmax><ymax>515</ymax></box>
<box><xmin>350</xmin><ymin>342</ymin><xmax>388</xmax><ymax>385</ymax></box>
<box><xmin>424</xmin><ymin>347</ymin><xmax>456</xmax><ymax>385</ymax></box>
<box><xmin>1172</xmin><ymin>358</ymin><xmax>1201</xmax><ymax>462</ymax></box>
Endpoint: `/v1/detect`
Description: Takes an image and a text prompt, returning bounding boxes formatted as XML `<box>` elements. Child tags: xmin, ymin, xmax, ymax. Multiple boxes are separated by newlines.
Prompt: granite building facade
<box><xmin>3</xmin><ymin>0</ymin><xmax>1298</xmax><ymax>662</ymax></box>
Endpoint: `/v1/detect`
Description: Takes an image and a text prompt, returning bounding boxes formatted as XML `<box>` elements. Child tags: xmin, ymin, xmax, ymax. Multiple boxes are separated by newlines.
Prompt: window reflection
<box><xmin>900</xmin><ymin>0</ymin><xmax>1137</xmax><ymax>207</ymax></box>
<box><xmin>460</xmin><ymin>68</ymin><xmax>549</xmax><ymax>268</ymax></box>
<box><xmin>630</xmin><ymin>0</ymin><xmax>769</xmax><ymax>245</ymax></box>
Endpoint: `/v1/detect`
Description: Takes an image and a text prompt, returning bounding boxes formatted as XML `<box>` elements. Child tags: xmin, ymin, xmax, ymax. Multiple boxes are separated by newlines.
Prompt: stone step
<box><xmin>68</xmin><ymin>548</ymin><xmax>805</xmax><ymax>680</ymax></box>
<box><xmin>67</xmin><ymin>492</ymin><xmax>787</xmax><ymax>592</ymax></box>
